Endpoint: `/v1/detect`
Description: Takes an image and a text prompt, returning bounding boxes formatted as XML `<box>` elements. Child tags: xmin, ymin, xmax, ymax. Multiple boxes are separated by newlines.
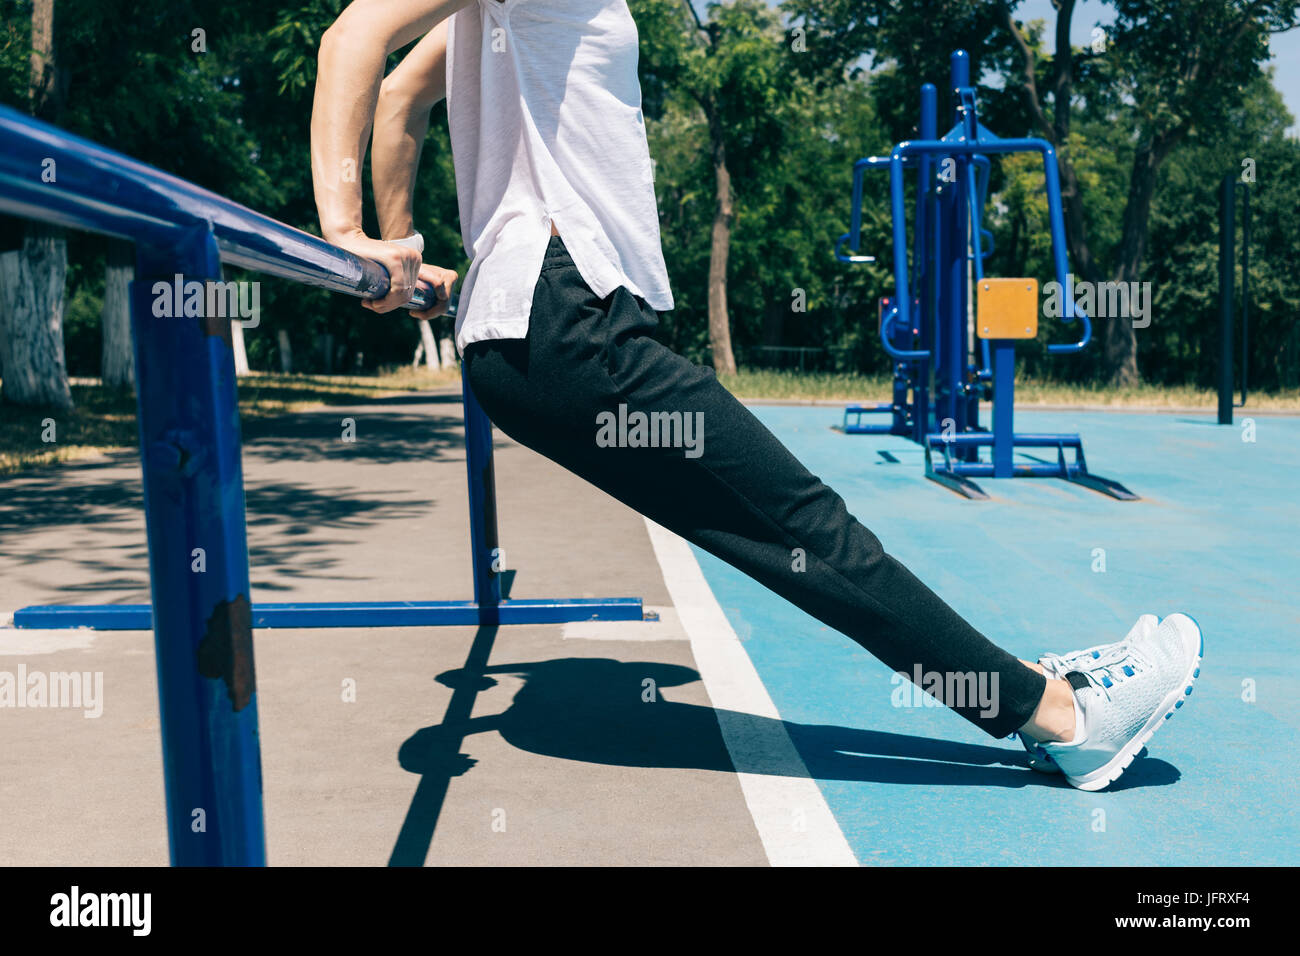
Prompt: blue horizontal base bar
<box><xmin>13</xmin><ymin>597</ymin><xmax>645</xmax><ymax>630</ymax></box>
<box><xmin>938</xmin><ymin>462</ymin><xmax>1077</xmax><ymax>478</ymax></box>
<box><xmin>925</xmin><ymin>432</ymin><xmax>1084</xmax><ymax>449</ymax></box>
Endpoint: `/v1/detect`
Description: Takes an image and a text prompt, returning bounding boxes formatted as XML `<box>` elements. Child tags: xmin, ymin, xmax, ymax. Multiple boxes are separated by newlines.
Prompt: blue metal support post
<box><xmin>991</xmin><ymin>341</ymin><xmax>1015</xmax><ymax>478</ymax></box>
<box><xmin>915</xmin><ymin>83</ymin><xmax>937</xmax><ymax>446</ymax></box>
<box><xmin>462</xmin><ymin>374</ymin><xmax>502</xmax><ymax>625</ymax></box>
<box><xmin>131</xmin><ymin>224</ymin><xmax>266</xmax><ymax>866</ymax></box>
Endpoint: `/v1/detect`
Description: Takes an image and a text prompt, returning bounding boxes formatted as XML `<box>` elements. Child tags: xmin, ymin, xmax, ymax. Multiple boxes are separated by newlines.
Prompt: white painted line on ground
<box><xmin>562</xmin><ymin>605</ymin><xmax>686</xmax><ymax>640</ymax></box>
<box><xmin>641</xmin><ymin>517</ymin><xmax>858</xmax><ymax>867</ymax></box>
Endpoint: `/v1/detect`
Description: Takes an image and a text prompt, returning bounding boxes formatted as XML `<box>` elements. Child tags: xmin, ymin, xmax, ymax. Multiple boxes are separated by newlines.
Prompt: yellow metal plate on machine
<box><xmin>977</xmin><ymin>278</ymin><xmax>1038</xmax><ymax>339</ymax></box>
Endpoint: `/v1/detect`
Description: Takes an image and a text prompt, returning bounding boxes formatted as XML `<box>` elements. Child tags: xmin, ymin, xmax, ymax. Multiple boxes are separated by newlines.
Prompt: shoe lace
<box><xmin>1046</xmin><ymin>639</ymin><xmax>1130</xmax><ymax>671</ymax></box>
<box><xmin>1073</xmin><ymin>647</ymin><xmax>1151</xmax><ymax>696</ymax></box>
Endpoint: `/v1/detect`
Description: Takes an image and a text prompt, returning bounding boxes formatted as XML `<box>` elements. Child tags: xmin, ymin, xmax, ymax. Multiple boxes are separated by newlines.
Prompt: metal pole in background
<box><xmin>1239</xmin><ymin>182</ymin><xmax>1250</xmax><ymax>408</ymax></box>
<box><xmin>132</xmin><ymin>223</ymin><xmax>266</xmax><ymax>865</ymax></box>
<box><xmin>1218</xmin><ymin>173</ymin><xmax>1235</xmax><ymax>425</ymax></box>
<box><xmin>915</xmin><ymin>83</ymin><xmax>937</xmax><ymax>443</ymax></box>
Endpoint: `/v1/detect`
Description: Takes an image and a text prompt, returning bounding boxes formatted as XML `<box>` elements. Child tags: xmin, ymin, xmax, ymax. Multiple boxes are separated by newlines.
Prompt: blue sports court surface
<box><xmin>692</xmin><ymin>405</ymin><xmax>1298</xmax><ymax>865</ymax></box>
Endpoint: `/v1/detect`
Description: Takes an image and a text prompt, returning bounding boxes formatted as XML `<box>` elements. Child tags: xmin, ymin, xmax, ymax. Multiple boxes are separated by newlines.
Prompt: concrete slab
<box><xmin>0</xmin><ymin>388</ymin><xmax>773</xmax><ymax>866</ymax></box>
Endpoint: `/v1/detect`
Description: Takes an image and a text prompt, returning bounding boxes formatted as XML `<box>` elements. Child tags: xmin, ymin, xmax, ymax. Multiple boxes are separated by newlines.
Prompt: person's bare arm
<box><xmin>372</xmin><ymin>22</ymin><xmax>448</xmax><ymax>242</ymax></box>
<box><xmin>311</xmin><ymin>0</ymin><xmax>472</xmax><ymax>313</ymax></box>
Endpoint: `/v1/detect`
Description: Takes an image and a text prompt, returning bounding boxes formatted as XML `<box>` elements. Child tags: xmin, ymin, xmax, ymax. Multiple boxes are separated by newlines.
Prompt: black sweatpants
<box><xmin>462</xmin><ymin>235</ymin><xmax>1045</xmax><ymax>739</ymax></box>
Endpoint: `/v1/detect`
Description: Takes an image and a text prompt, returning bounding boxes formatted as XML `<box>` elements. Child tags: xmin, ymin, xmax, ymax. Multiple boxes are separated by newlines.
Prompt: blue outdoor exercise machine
<box><xmin>0</xmin><ymin>105</ymin><xmax>646</xmax><ymax>865</ymax></box>
<box><xmin>834</xmin><ymin>50</ymin><xmax>1137</xmax><ymax>501</ymax></box>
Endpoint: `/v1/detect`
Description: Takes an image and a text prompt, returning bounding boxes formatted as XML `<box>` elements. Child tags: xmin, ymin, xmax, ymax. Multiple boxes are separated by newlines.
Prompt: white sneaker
<box><xmin>1040</xmin><ymin>614</ymin><xmax>1161</xmax><ymax>679</ymax></box>
<box><xmin>1036</xmin><ymin>613</ymin><xmax>1203</xmax><ymax>792</ymax></box>
<box><xmin>1018</xmin><ymin>614</ymin><xmax>1160</xmax><ymax>773</ymax></box>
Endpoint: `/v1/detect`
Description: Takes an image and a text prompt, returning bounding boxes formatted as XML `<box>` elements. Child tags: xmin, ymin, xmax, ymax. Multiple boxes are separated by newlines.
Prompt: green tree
<box><xmin>636</xmin><ymin>0</ymin><xmax>795</xmax><ymax>373</ymax></box>
<box><xmin>996</xmin><ymin>0</ymin><xmax>1300</xmax><ymax>385</ymax></box>
<box><xmin>1143</xmin><ymin>73</ymin><xmax>1300</xmax><ymax>390</ymax></box>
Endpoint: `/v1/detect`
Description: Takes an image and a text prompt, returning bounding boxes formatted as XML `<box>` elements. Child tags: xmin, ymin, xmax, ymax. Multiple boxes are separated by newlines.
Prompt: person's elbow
<box><xmin>318</xmin><ymin>19</ymin><xmax>356</xmax><ymax>63</ymax></box>
<box><xmin>318</xmin><ymin>8</ymin><xmax>379</xmax><ymax>64</ymax></box>
<box><xmin>320</xmin><ymin>1</ymin><xmax>457</xmax><ymax>72</ymax></box>
<box><xmin>378</xmin><ymin>70</ymin><xmax>443</xmax><ymax>114</ymax></box>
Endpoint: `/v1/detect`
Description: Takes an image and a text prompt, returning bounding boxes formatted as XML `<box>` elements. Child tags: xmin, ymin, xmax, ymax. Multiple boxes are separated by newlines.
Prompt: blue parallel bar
<box><xmin>14</xmin><ymin>598</ymin><xmax>645</xmax><ymax>631</ymax></box>
<box><xmin>0</xmin><ymin>103</ymin><xmax>648</xmax><ymax>868</ymax></box>
<box><xmin>0</xmin><ymin>105</ymin><xmax>435</xmax><ymax>311</ymax></box>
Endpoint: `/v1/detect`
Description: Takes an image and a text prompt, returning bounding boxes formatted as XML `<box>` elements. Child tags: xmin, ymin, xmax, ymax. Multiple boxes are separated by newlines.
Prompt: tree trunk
<box><xmin>276</xmin><ymin>328</ymin><xmax>293</xmax><ymax>373</ymax></box>
<box><xmin>101</xmin><ymin>238</ymin><xmax>134</xmax><ymax>387</ymax></box>
<box><xmin>1106</xmin><ymin>134</ymin><xmax>1179</xmax><ymax>388</ymax></box>
<box><xmin>415</xmin><ymin>319</ymin><xmax>439</xmax><ymax>369</ymax></box>
<box><xmin>706</xmin><ymin>108</ymin><xmax>737</xmax><ymax>375</ymax></box>
<box><xmin>29</xmin><ymin>0</ymin><xmax>56</xmax><ymax>110</ymax></box>
<box><xmin>0</xmin><ymin>0</ymin><xmax>72</xmax><ymax>409</ymax></box>
<box><xmin>0</xmin><ymin>222</ymin><xmax>73</xmax><ymax>408</ymax></box>
<box><xmin>230</xmin><ymin>320</ymin><xmax>250</xmax><ymax>375</ymax></box>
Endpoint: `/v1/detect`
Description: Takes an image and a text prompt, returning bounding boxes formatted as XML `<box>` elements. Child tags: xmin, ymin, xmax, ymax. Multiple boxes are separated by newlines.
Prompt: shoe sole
<box><xmin>1064</xmin><ymin>614</ymin><xmax>1203</xmax><ymax>792</ymax></box>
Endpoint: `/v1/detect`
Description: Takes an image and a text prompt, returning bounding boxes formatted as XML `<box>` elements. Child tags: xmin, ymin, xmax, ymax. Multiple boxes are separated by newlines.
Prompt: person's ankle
<box><xmin>1021</xmin><ymin>675</ymin><xmax>1077</xmax><ymax>743</ymax></box>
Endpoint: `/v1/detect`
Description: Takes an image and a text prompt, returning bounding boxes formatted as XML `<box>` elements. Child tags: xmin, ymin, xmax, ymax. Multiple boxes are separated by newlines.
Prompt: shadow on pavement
<box><xmin>388</xmin><ymin>655</ymin><xmax>1180</xmax><ymax>864</ymax></box>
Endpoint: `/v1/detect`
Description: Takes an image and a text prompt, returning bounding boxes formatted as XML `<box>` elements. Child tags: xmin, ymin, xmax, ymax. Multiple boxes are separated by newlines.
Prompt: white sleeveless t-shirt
<box><xmin>445</xmin><ymin>0</ymin><xmax>674</xmax><ymax>354</ymax></box>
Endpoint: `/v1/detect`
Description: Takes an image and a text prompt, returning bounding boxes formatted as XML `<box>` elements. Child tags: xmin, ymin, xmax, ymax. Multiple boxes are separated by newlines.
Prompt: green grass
<box><xmin>230</xmin><ymin>367</ymin><xmax>461</xmax><ymax>416</ymax></box>
<box><xmin>717</xmin><ymin>368</ymin><xmax>1300</xmax><ymax>409</ymax></box>
<box><xmin>715</xmin><ymin>369</ymin><xmax>894</xmax><ymax>402</ymax></box>
<box><xmin>1</xmin><ymin>384</ymin><xmax>141</xmax><ymax>475</ymax></box>
<box><xmin>3</xmin><ymin>365</ymin><xmax>1296</xmax><ymax>475</ymax></box>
